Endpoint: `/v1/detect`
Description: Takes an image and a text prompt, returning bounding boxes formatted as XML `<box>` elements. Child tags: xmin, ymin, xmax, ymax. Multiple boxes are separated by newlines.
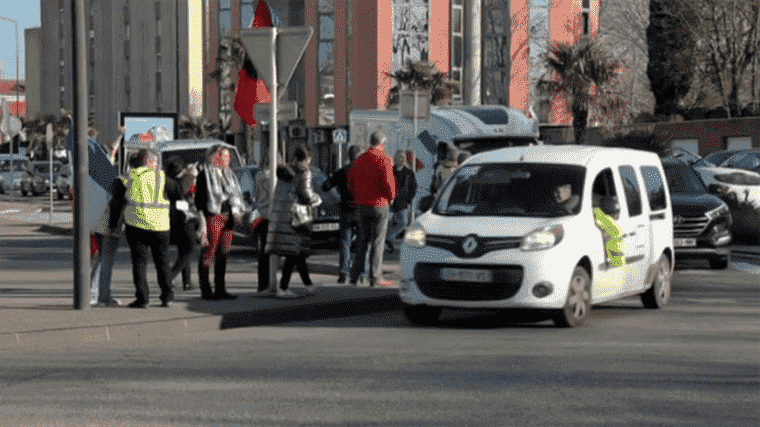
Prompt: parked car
<box><xmin>0</xmin><ymin>156</ymin><xmax>29</xmax><ymax>192</ymax></box>
<box><xmin>661</xmin><ymin>160</ymin><xmax>732</xmax><ymax>269</ymax></box>
<box><xmin>54</xmin><ymin>163</ymin><xmax>73</xmax><ymax>200</ymax></box>
<box><xmin>400</xmin><ymin>145</ymin><xmax>674</xmax><ymax>328</ymax></box>
<box><xmin>235</xmin><ymin>164</ymin><xmax>260</xmax><ymax>207</ymax></box>
<box><xmin>661</xmin><ymin>147</ymin><xmax>701</xmax><ymax>166</ymax></box>
<box><xmin>0</xmin><ymin>173</ymin><xmax>5</xmax><ymax>194</ymax></box>
<box><xmin>704</xmin><ymin>149</ymin><xmax>760</xmax><ymax>174</ymax></box>
<box><xmin>20</xmin><ymin>161</ymin><xmax>62</xmax><ymax>196</ymax></box>
<box><xmin>243</xmin><ymin>165</ymin><xmax>341</xmax><ymax>251</ymax></box>
<box><xmin>692</xmin><ymin>151</ymin><xmax>760</xmax><ymax>207</ymax></box>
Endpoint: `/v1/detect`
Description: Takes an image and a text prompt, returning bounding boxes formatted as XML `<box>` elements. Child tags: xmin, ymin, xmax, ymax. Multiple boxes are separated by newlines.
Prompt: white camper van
<box><xmin>349</xmin><ymin>105</ymin><xmax>539</xmax><ymax>213</ymax></box>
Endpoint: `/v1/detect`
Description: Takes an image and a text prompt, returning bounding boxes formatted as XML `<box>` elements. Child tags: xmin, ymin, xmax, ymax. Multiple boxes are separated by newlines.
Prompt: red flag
<box><xmin>234</xmin><ymin>0</ymin><xmax>276</xmax><ymax>127</ymax></box>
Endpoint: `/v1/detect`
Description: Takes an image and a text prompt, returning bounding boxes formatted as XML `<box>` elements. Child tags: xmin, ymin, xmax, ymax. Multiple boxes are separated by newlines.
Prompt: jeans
<box><xmin>125</xmin><ymin>224</ymin><xmax>172</xmax><ymax>305</ymax></box>
<box><xmin>90</xmin><ymin>233</ymin><xmax>121</xmax><ymax>304</ymax></box>
<box><xmin>350</xmin><ymin>204</ymin><xmax>390</xmax><ymax>286</ymax></box>
<box><xmin>337</xmin><ymin>211</ymin><xmax>354</xmax><ymax>277</ymax></box>
<box><xmin>387</xmin><ymin>207</ymin><xmax>409</xmax><ymax>243</ymax></box>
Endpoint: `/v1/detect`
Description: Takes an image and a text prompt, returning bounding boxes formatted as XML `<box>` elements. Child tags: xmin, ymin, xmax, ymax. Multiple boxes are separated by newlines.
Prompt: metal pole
<box><xmin>0</xmin><ymin>17</ymin><xmax>18</xmax><ymax>203</ymax></box>
<box><xmin>268</xmin><ymin>27</ymin><xmax>279</xmax><ymax>289</ymax></box>
<box><xmin>409</xmin><ymin>89</ymin><xmax>418</xmax><ymax>225</ymax></box>
<box><xmin>72</xmin><ymin>0</ymin><xmax>90</xmax><ymax>309</ymax></box>
<box><xmin>49</xmin><ymin>124</ymin><xmax>54</xmax><ymax>224</ymax></box>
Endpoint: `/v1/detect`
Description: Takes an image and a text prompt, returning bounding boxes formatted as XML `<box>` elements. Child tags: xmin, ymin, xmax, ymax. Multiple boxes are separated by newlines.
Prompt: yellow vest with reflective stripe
<box><xmin>123</xmin><ymin>166</ymin><xmax>171</xmax><ymax>231</ymax></box>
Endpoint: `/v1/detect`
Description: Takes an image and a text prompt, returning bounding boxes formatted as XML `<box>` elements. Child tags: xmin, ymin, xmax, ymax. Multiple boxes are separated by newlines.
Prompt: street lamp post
<box><xmin>0</xmin><ymin>16</ymin><xmax>19</xmax><ymax>202</ymax></box>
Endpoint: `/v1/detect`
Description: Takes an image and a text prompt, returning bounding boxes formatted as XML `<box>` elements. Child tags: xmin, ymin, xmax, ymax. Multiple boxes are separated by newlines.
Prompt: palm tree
<box><xmin>537</xmin><ymin>36</ymin><xmax>620</xmax><ymax>144</ymax></box>
<box><xmin>178</xmin><ymin>114</ymin><xmax>223</xmax><ymax>140</ymax></box>
<box><xmin>386</xmin><ymin>60</ymin><xmax>457</xmax><ymax>108</ymax></box>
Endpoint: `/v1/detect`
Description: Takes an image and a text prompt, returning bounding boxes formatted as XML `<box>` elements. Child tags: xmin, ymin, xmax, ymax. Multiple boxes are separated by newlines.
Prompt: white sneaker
<box><xmin>305</xmin><ymin>283</ymin><xmax>320</xmax><ymax>295</ymax></box>
<box><xmin>276</xmin><ymin>289</ymin><xmax>299</xmax><ymax>299</ymax></box>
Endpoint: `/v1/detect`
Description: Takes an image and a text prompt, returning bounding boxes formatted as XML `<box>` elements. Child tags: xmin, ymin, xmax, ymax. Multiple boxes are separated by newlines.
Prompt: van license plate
<box><xmin>440</xmin><ymin>268</ymin><xmax>493</xmax><ymax>283</ymax></box>
<box><xmin>674</xmin><ymin>238</ymin><xmax>696</xmax><ymax>248</ymax></box>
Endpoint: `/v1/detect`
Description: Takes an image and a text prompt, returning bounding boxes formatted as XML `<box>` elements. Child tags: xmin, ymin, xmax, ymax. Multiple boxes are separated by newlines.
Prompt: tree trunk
<box><xmin>572</xmin><ymin>104</ymin><xmax>588</xmax><ymax>144</ymax></box>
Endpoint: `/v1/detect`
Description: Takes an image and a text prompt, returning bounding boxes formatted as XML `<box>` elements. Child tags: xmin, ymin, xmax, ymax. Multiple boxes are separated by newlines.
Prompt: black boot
<box><xmin>199</xmin><ymin>262</ymin><xmax>213</xmax><ymax>300</ymax></box>
<box><xmin>214</xmin><ymin>254</ymin><xmax>237</xmax><ymax>300</ymax></box>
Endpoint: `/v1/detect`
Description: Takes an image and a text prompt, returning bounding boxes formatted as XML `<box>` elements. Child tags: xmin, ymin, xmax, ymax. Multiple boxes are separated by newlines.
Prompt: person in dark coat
<box><xmin>265</xmin><ymin>145</ymin><xmax>322</xmax><ymax>298</ymax></box>
<box><xmin>388</xmin><ymin>150</ymin><xmax>417</xmax><ymax>243</ymax></box>
<box><xmin>322</xmin><ymin>144</ymin><xmax>364</xmax><ymax>283</ymax></box>
<box><xmin>166</xmin><ymin>156</ymin><xmax>201</xmax><ymax>291</ymax></box>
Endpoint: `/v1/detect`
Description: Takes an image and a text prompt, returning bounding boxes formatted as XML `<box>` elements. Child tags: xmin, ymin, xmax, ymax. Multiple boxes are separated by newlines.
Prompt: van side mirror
<box><xmin>419</xmin><ymin>195</ymin><xmax>435</xmax><ymax>212</ymax></box>
<box><xmin>600</xmin><ymin>196</ymin><xmax>620</xmax><ymax>217</ymax></box>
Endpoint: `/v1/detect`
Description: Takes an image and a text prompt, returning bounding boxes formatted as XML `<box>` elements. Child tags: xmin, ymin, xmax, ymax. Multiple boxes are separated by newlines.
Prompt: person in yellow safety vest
<box><xmin>110</xmin><ymin>149</ymin><xmax>183</xmax><ymax>308</ymax></box>
<box><xmin>594</xmin><ymin>206</ymin><xmax>626</xmax><ymax>267</ymax></box>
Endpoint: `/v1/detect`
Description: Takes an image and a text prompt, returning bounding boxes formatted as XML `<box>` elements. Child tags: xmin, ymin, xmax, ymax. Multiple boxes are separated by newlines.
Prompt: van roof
<box><xmin>471</xmin><ymin>145</ymin><xmax>660</xmax><ymax>167</ymax></box>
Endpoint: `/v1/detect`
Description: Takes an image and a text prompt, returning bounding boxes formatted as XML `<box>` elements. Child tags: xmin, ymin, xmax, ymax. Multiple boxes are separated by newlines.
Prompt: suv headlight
<box><xmin>705</xmin><ymin>203</ymin><xmax>730</xmax><ymax>221</ymax></box>
<box><xmin>521</xmin><ymin>225</ymin><xmax>564</xmax><ymax>251</ymax></box>
<box><xmin>403</xmin><ymin>223</ymin><xmax>427</xmax><ymax>248</ymax></box>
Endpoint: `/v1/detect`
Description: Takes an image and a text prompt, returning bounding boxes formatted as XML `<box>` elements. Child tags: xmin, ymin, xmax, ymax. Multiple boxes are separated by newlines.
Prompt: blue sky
<box><xmin>0</xmin><ymin>1</ymin><xmax>40</xmax><ymax>81</ymax></box>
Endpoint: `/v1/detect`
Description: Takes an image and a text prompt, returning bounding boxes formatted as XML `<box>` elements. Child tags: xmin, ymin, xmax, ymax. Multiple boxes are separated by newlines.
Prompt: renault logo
<box><xmin>462</xmin><ymin>236</ymin><xmax>478</xmax><ymax>254</ymax></box>
<box><xmin>675</xmin><ymin>216</ymin><xmax>684</xmax><ymax>225</ymax></box>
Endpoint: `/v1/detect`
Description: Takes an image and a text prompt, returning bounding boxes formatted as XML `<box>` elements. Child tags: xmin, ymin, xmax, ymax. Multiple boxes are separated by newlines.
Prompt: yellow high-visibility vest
<box><xmin>594</xmin><ymin>207</ymin><xmax>626</xmax><ymax>267</ymax></box>
<box><xmin>123</xmin><ymin>166</ymin><xmax>171</xmax><ymax>231</ymax></box>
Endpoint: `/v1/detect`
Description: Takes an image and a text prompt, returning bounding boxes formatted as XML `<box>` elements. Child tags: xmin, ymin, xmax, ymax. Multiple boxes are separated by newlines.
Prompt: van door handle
<box><xmin>650</xmin><ymin>213</ymin><xmax>665</xmax><ymax>220</ymax></box>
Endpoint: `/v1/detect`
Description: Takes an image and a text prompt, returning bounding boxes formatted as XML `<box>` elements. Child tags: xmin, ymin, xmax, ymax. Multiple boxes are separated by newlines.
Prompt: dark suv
<box><xmin>662</xmin><ymin>160</ymin><xmax>733</xmax><ymax>269</ymax></box>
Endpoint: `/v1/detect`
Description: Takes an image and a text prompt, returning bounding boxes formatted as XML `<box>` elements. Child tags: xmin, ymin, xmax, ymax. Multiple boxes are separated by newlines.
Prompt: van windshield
<box><xmin>434</xmin><ymin>163</ymin><xmax>587</xmax><ymax>217</ymax></box>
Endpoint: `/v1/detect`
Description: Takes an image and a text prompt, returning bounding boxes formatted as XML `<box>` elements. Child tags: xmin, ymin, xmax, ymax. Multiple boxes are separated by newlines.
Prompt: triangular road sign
<box><xmin>239</xmin><ymin>26</ymin><xmax>314</xmax><ymax>100</ymax></box>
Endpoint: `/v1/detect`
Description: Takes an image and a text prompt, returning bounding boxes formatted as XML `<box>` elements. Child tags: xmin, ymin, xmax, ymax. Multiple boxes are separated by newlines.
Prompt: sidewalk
<box><xmin>0</xmin><ymin>206</ymin><xmax>403</xmax><ymax>351</ymax></box>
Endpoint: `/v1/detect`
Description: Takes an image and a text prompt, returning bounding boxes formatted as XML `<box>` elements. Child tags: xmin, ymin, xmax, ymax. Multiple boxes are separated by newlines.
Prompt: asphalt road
<box><xmin>0</xmin><ymin>192</ymin><xmax>758</xmax><ymax>426</ymax></box>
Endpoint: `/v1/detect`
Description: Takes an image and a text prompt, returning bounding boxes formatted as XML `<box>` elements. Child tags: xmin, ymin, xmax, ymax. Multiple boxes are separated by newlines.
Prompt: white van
<box><xmin>399</xmin><ymin>145</ymin><xmax>674</xmax><ymax>327</ymax></box>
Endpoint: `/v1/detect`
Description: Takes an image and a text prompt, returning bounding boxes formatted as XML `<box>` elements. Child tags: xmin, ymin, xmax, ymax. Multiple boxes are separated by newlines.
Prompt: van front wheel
<box><xmin>403</xmin><ymin>305</ymin><xmax>442</xmax><ymax>326</ymax></box>
<box><xmin>553</xmin><ymin>267</ymin><xmax>591</xmax><ymax>328</ymax></box>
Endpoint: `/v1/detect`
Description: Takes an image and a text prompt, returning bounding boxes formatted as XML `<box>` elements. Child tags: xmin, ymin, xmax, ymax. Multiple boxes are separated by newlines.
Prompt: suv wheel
<box><xmin>641</xmin><ymin>254</ymin><xmax>671</xmax><ymax>309</ymax></box>
<box><xmin>553</xmin><ymin>266</ymin><xmax>591</xmax><ymax>328</ymax></box>
<box><xmin>709</xmin><ymin>256</ymin><xmax>729</xmax><ymax>270</ymax></box>
<box><xmin>403</xmin><ymin>305</ymin><xmax>442</xmax><ymax>326</ymax></box>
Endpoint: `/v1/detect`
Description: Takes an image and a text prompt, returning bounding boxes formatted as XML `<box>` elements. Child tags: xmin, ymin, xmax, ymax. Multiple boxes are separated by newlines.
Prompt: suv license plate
<box><xmin>440</xmin><ymin>268</ymin><xmax>493</xmax><ymax>283</ymax></box>
<box><xmin>313</xmin><ymin>222</ymin><xmax>339</xmax><ymax>232</ymax></box>
<box><xmin>674</xmin><ymin>238</ymin><xmax>697</xmax><ymax>248</ymax></box>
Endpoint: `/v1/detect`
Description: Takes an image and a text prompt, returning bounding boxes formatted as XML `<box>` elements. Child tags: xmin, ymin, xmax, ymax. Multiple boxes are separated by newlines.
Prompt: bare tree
<box><xmin>599</xmin><ymin>0</ymin><xmax>655</xmax><ymax>122</ymax></box>
<box><xmin>670</xmin><ymin>0</ymin><xmax>760</xmax><ymax>117</ymax></box>
<box><xmin>482</xmin><ymin>0</ymin><xmax>531</xmax><ymax>106</ymax></box>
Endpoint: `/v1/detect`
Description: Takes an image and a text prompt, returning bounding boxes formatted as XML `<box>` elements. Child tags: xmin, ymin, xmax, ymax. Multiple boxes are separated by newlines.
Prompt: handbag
<box><xmin>291</xmin><ymin>202</ymin><xmax>313</xmax><ymax>229</ymax></box>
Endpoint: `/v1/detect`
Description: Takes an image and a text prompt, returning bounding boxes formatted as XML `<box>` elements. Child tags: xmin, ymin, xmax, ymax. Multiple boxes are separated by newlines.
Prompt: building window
<box><xmin>156</xmin><ymin>72</ymin><xmax>162</xmax><ymax>93</ymax></box>
<box><xmin>59</xmin><ymin>73</ymin><xmax>65</xmax><ymax>86</ymax></box>
<box><xmin>125</xmin><ymin>75</ymin><xmax>131</xmax><ymax>109</ymax></box>
<box><xmin>60</xmin><ymin>48</ymin><xmax>64</xmax><ymax>61</ymax></box>
<box><xmin>124</xmin><ymin>40</ymin><xmax>130</xmax><ymax>60</ymax></box>
<box><xmin>241</xmin><ymin>0</ymin><xmax>255</xmax><ymax>28</ymax></box>
<box><xmin>155</xmin><ymin>2</ymin><xmax>161</xmax><ymax>20</ymax></box>
<box><xmin>88</xmin><ymin>46</ymin><xmax>94</xmax><ymax>64</ymax></box>
<box><xmin>156</xmin><ymin>36</ymin><xmax>161</xmax><ymax>54</ymax></box>
<box><xmin>583</xmin><ymin>12</ymin><xmax>589</xmax><ymax>34</ymax></box>
<box><xmin>219</xmin><ymin>0</ymin><xmax>231</xmax><ymax>36</ymax></box>
<box><xmin>156</xmin><ymin>56</ymin><xmax>162</xmax><ymax>71</ymax></box>
<box><xmin>450</xmin><ymin>0</ymin><xmax>465</xmax><ymax>104</ymax></box>
<box><xmin>582</xmin><ymin>1</ymin><xmax>591</xmax><ymax>35</ymax></box>
<box><xmin>124</xmin><ymin>6</ymin><xmax>129</xmax><ymax>24</ymax></box>
<box><xmin>318</xmin><ymin>0</ymin><xmax>335</xmax><ymax>125</ymax></box>
<box><xmin>59</xmin><ymin>0</ymin><xmax>64</xmax><ymax>10</ymax></box>
<box><xmin>482</xmin><ymin>0</ymin><xmax>511</xmax><ymax>105</ymax></box>
<box><xmin>583</xmin><ymin>0</ymin><xmax>590</xmax><ymax>8</ymax></box>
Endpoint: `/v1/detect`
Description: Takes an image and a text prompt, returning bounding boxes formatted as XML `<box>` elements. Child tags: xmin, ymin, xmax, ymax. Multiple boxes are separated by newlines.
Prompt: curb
<box><xmin>36</xmin><ymin>224</ymin><xmax>73</xmax><ymax>236</ymax></box>
<box><xmin>219</xmin><ymin>293</ymin><xmax>402</xmax><ymax>329</ymax></box>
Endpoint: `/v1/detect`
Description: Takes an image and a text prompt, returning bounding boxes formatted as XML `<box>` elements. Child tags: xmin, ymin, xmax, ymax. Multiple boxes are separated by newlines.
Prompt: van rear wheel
<box><xmin>641</xmin><ymin>254</ymin><xmax>671</xmax><ymax>309</ymax></box>
<box><xmin>553</xmin><ymin>267</ymin><xmax>591</xmax><ymax>328</ymax></box>
<box><xmin>403</xmin><ymin>305</ymin><xmax>442</xmax><ymax>326</ymax></box>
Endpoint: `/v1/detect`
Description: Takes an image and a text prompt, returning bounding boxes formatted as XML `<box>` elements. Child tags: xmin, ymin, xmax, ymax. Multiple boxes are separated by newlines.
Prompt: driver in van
<box><xmin>554</xmin><ymin>183</ymin><xmax>580</xmax><ymax>214</ymax></box>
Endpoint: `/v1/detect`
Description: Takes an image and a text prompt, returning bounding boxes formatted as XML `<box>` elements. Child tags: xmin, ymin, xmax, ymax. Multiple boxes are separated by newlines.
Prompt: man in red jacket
<box><xmin>347</xmin><ymin>130</ymin><xmax>397</xmax><ymax>287</ymax></box>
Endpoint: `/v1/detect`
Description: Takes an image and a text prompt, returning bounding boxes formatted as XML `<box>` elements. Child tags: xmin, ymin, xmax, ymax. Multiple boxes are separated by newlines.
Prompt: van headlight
<box><xmin>403</xmin><ymin>223</ymin><xmax>427</xmax><ymax>248</ymax></box>
<box><xmin>521</xmin><ymin>225</ymin><xmax>564</xmax><ymax>251</ymax></box>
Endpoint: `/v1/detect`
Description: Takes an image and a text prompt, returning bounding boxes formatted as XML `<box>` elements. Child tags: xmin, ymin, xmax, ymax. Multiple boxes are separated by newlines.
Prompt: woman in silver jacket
<box><xmin>265</xmin><ymin>145</ymin><xmax>321</xmax><ymax>298</ymax></box>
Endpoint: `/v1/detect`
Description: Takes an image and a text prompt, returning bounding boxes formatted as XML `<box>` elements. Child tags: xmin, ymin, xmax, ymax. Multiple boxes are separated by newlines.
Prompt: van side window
<box><xmin>618</xmin><ymin>165</ymin><xmax>643</xmax><ymax>217</ymax></box>
<box><xmin>640</xmin><ymin>165</ymin><xmax>667</xmax><ymax>211</ymax></box>
<box><xmin>591</xmin><ymin>168</ymin><xmax>619</xmax><ymax>209</ymax></box>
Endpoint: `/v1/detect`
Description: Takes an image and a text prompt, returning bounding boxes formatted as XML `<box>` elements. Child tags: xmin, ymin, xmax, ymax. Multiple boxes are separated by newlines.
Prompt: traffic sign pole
<box><xmin>47</xmin><ymin>124</ymin><xmax>54</xmax><ymax>224</ymax></box>
<box><xmin>268</xmin><ymin>27</ymin><xmax>279</xmax><ymax>291</ymax></box>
